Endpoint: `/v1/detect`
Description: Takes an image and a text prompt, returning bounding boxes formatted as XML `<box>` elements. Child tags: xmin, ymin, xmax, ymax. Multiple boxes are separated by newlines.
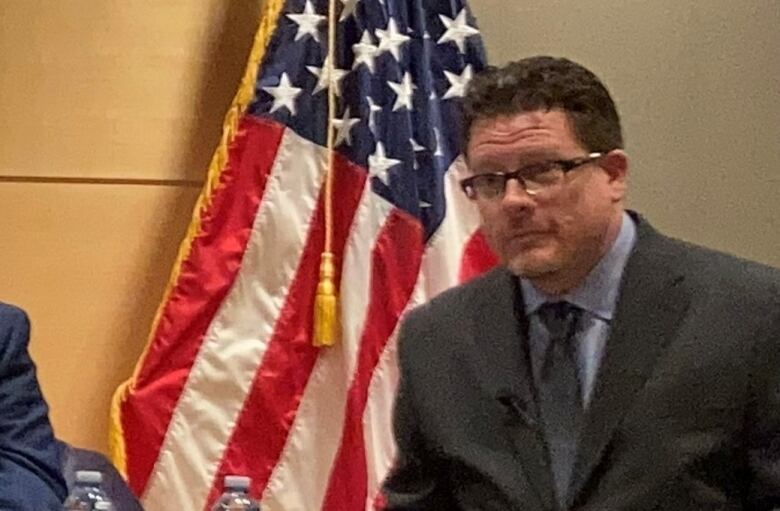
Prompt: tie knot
<box><xmin>537</xmin><ymin>301</ymin><xmax>581</xmax><ymax>341</ymax></box>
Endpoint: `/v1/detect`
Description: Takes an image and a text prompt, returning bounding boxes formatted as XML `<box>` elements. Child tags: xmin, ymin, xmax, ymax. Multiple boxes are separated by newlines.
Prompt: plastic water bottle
<box><xmin>63</xmin><ymin>470</ymin><xmax>110</xmax><ymax>510</ymax></box>
<box><xmin>211</xmin><ymin>475</ymin><xmax>260</xmax><ymax>511</ymax></box>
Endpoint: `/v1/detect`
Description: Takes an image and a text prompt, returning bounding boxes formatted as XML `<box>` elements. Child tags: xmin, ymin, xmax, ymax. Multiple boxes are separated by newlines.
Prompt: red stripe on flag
<box><xmin>203</xmin><ymin>153</ymin><xmax>368</xmax><ymax>508</ymax></box>
<box><xmin>373</xmin><ymin>490</ymin><xmax>388</xmax><ymax>510</ymax></box>
<box><xmin>458</xmin><ymin>228</ymin><xmax>498</xmax><ymax>283</ymax></box>
<box><xmin>321</xmin><ymin>210</ymin><xmax>424</xmax><ymax>511</ymax></box>
<box><xmin>120</xmin><ymin>117</ymin><xmax>285</xmax><ymax>495</ymax></box>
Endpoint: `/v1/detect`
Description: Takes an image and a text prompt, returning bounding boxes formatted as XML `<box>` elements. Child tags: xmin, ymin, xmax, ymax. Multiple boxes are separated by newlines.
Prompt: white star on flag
<box><xmin>443</xmin><ymin>65</ymin><xmax>473</xmax><ymax>99</ymax></box>
<box><xmin>287</xmin><ymin>0</ymin><xmax>326</xmax><ymax>42</ymax></box>
<box><xmin>368</xmin><ymin>142</ymin><xmax>401</xmax><ymax>185</ymax></box>
<box><xmin>388</xmin><ymin>72</ymin><xmax>415</xmax><ymax>111</ymax></box>
<box><xmin>306</xmin><ymin>57</ymin><xmax>348</xmax><ymax>96</ymax></box>
<box><xmin>352</xmin><ymin>31</ymin><xmax>380</xmax><ymax>73</ymax></box>
<box><xmin>333</xmin><ymin>108</ymin><xmax>360</xmax><ymax>147</ymax></box>
<box><xmin>438</xmin><ymin>8</ymin><xmax>480</xmax><ymax>53</ymax></box>
<box><xmin>366</xmin><ymin>96</ymin><xmax>382</xmax><ymax>135</ymax></box>
<box><xmin>339</xmin><ymin>0</ymin><xmax>360</xmax><ymax>21</ymax></box>
<box><xmin>262</xmin><ymin>73</ymin><xmax>303</xmax><ymax>115</ymax></box>
<box><xmin>376</xmin><ymin>18</ymin><xmax>411</xmax><ymax>61</ymax></box>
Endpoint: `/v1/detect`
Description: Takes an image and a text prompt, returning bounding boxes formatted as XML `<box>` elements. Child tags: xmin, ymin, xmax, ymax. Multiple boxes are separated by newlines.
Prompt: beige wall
<box><xmin>0</xmin><ymin>1</ymin><xmax>777</xmax><ymax>454</ymax></box>
<box><xmin>0</xmin><ymin>0</ymin><xmax>262</xmax><ymax>453</ymax></box>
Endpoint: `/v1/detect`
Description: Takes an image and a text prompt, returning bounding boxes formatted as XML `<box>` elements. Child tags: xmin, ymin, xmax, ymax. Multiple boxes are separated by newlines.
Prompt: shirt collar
<box><xmin>521</xmin><ymin>211</ymin><xmax>637</xmax><ymax>321</ymax></box>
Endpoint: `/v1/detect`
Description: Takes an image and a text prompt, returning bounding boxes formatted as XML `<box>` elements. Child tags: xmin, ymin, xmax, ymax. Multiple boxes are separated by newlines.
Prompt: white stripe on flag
<box><xmin>415</xmin><ymin>155</ymin><xmax>481</xmax><ymax>300</ymax></box>
<box><xmin>362</xmin><ymin>155</ymin><xmax>482</xmax><ymax>507</ymax></box>
<box><xmin>362</xmin><ymin>333</ymin><xmax>400</xmax><ymax>511</ymax></box>
<box><xmin>261</xmin><ymin>188</ymin><xmax>395</xmax><ymax>511</ymax></box>
<box><xmin>142</xmin><ymin>128</ymin><xmax>325</xmax><ymax>510</ymax></box>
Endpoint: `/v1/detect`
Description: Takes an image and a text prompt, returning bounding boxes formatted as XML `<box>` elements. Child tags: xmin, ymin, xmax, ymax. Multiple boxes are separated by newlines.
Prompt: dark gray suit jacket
<box><xmin>382</xmin><ymin>214</ymin><xmax>780</xmax><ymax>510</ymax></box>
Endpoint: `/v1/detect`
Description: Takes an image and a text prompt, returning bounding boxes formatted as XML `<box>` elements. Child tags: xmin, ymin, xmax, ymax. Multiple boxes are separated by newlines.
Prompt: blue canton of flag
<box><xmin>251</xmin><ymin>0</ymin><xmax>486</xmax><ymax>240</ymax></box>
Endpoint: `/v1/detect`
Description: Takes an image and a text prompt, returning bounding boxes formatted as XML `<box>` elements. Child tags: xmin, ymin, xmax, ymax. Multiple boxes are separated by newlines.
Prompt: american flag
<box><xmin>111</xmin><ymin>0</ymin><xmax>495</xmax><ymax>509</ymax></box>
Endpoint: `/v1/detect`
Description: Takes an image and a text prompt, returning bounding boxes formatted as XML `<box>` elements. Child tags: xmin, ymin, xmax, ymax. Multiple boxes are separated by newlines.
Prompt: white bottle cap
<box><xmin>75</xmin><ymin>470</ymin><xmax>103</xmax><ymax>484</ymax></box>
<box><xmin>224</xmin><ymin>475</ymin><xmax>251</xmax><ymax>490</ymax></box>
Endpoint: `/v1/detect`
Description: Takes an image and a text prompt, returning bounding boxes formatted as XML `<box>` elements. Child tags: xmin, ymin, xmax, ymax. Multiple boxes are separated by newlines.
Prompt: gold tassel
<box><xmin>313</xmin><ymin>0</ymin><xmax>339</xmax><ymax>348</ymax></box>
<box><xmin>313</xmin><ymin>252</ymin><xmax>339</xmax><ymax>347</ymax></box>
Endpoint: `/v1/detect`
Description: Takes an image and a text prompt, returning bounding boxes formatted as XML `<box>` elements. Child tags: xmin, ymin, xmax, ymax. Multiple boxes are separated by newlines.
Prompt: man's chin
<box><xmin>505</xmin><ymin>253</ymin><xmax>561</xmax><ymax>279</ymax></box>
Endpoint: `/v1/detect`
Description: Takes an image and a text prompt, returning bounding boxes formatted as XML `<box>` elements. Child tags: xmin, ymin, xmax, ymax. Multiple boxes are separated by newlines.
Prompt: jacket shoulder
<box><xmin>0</xmin><ymin>302</ymin><xmax>28</xmax><ymax>321</ymax></box>
<box><xmin>633</xmin><ymin>213</ymin><xmax>780</xmax><ymax>298</ymax></box>
<box><xmin>656</xmin><ymin>233</ymin><xmax>780</xmax><ymax>295</ymax></box>
<box><xmin>397</xmin><ymin>267</ymin><xmax>513</xmax><ymax>364</ymax></box>
<box><xmin>0</xmin><ymin>302</ymin><xmax>28</xmax><ymax>324</ymax></box>
<box><xmin>0</xmin><ymin>302</ymin><xmax>31</xmax><ymax>344</ymax></box>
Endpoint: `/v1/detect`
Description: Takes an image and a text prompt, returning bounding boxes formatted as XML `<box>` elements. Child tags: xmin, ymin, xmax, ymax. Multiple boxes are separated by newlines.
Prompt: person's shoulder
<box><xmin>0</xmin><ymin>302</ymin><xmax>29</xmax><ymax>328</ymax></box>
<box><xmin>0</xmin><ymin>302</ymin><xmax>32</xmax><ymax>352</ymax></box>
<box><xmin>681</xmin><ymin>240</ymin><xmax>778</xmax><ymax>279</ymax></box>
<box><xmin>637</xmin><ymin>215</ymin><xmax>780</xmax><ymax>297</ymax></box>
<box><xmin>685</xmin><ymin>243</ymin><xmax>780</xmax><ymax>306</ymax></box>
<box><xmin>660</xmin><ymin>233</ymin><xmax>777</xmax><ymax>281</ymax></box>
<box><xmin>397</xmin><ymin>268</ymin><xmax>512</xmax><ymax>368</ymax></box>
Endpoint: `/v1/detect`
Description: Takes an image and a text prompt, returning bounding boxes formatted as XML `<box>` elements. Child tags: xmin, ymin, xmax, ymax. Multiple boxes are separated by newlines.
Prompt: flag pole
<box><xmin>313</xmin><ymin>0</ymin><xmax>340</xmax><ymax>347</ymax></box>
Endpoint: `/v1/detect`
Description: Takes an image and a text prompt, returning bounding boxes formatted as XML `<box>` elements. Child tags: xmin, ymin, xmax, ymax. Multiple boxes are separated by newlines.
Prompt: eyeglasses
<box><xmin>460</xmin><ymin>152</ymin><xmax>604</xmax><ymax>200</ymax></box>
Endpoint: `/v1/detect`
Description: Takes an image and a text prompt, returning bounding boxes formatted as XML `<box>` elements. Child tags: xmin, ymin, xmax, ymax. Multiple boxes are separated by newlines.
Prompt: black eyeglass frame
<box><xmin>460</xmin><ymin>152</ymin><xmax>605</xmax><ymax>200</ymax></box>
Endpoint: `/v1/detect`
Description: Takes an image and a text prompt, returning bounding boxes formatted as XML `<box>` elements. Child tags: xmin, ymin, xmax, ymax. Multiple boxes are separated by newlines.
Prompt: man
<box><xmin>0</xmin><ymin>302</ymin><xmax>67</xmax><ymax>509</ymax></box>
<box><xmin>381</xmin><ymin>56</ymin><xmax>780</xmax><ymax>510</ymax></box>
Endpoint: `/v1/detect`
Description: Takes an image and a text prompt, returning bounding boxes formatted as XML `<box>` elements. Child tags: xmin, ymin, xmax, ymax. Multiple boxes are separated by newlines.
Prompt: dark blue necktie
<box><xmin>536</xmin><ymin>301</ymin><xmax>583</xmax><ymax>508</ymax></box>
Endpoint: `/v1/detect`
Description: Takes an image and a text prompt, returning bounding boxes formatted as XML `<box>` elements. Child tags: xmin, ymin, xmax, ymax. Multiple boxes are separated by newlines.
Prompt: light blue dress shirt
<box><xmin>520</xmin><ymin>211</ymin><xmax>637</xmax><ymax>407</ymax></box>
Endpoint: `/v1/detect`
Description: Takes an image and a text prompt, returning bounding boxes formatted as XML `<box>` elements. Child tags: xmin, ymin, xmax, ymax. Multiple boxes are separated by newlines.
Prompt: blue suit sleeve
<box><xmin>0</xmin><ymin>304</ymin><xmax>67</xmax><ymax>510</ymax></box>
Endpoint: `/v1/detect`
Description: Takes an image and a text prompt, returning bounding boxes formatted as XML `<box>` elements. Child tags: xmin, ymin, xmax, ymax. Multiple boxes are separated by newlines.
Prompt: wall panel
<box><xmin>0</xmin><ymin>182</ymin><xmax>200</xmax><ymax>452</ymax></box>
<box><xmin>0</xmin><ymin>0</ymin><xmax>261</xmax><ymax>181</ymax></box>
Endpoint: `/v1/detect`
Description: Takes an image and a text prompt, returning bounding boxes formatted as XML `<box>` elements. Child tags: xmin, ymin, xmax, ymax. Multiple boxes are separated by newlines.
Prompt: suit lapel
<box><xmin>568</xmin><ymin>217</ymin><xmax>691</xmax><ymax>504</ymax></box>
<box><xmin>470</xmin><ymin>268</ymin><xmax>557</xmax><ymax>510</ymax></box>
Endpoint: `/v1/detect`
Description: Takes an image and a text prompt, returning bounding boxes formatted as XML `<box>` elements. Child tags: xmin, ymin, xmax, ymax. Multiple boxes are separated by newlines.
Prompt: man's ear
<box><xmin>600</xmin><ymin>149</ymin><xmax>628</xmax><ymax>201</ymax></box>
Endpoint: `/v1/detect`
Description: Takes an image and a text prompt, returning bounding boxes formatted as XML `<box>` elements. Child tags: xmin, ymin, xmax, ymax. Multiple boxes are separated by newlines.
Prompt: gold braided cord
<box><xmin>313</xmin><ymin>0</ymin><xmax>340</xmax><ymax>347</ymax></box>
<box><xmin>108</xmin><ymin>0</ymin><xmax>287</xmax><ymax>477</ymax></box>
<box><xmin>325</xmin><ymin>0</ymin><xmax>337</xmax><ymax>255</ymax></box>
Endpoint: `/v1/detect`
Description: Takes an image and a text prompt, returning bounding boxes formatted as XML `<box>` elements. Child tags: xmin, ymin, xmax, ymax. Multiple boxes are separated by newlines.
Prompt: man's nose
<box><xmin>500</xmin><ymin>178</ymin><xmax>535</xmax><ymax>211</ymax></box>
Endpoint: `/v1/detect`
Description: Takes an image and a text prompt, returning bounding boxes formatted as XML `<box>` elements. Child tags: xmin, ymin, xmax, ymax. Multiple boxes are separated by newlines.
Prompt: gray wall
<box><xmin>470</xmin><ymin>0</ymin><xmax>780</xmax><ymax>267</ymax></box>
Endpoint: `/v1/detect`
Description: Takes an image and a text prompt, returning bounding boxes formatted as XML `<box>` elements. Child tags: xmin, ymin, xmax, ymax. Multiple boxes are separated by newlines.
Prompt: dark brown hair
<box><xmin>463</xmin><ymin>56</ymin><xmax>624</xmax><ymax>153</ymax></box>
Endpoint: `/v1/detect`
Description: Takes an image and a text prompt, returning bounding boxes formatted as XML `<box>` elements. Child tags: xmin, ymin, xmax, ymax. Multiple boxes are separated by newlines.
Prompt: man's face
<box><xmin>465</xmin><ymin>109</ymin><xmax>627</xmax><ymax>289</ymax></box>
